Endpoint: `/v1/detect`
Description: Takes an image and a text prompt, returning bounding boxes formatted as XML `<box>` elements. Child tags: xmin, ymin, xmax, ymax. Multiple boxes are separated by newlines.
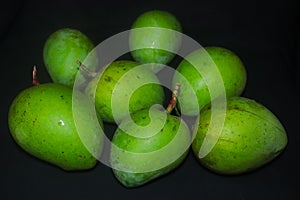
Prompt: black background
<box><xmin>0</xmin><ymin>0</ymin><xmax>298</xmax><ymax>199</ymax></box>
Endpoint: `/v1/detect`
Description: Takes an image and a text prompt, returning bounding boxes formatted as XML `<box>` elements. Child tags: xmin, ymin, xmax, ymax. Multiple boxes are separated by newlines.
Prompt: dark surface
<box><xmin>0</xmin><ymin>0</ymin><xmax>298</xmax><ymax>199</ymax></box>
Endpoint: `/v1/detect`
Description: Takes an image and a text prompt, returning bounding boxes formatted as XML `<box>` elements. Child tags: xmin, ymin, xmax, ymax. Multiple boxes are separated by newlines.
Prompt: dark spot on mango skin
<box><xmin>172</xmin><ymin>125</ymin><xmax>177</xmax><ymax>131</ymax></box>
<box><xmin>104</xmin><ymin>76</ymin><xmax>112</xmax><ymax>82</ymax></box>
<box><xmin>78</xmin><ymin>155</ymin><xmax>86</xmax><ymax>158</ymax></box>
<box><xmin>230</xmin><ymin>106</ymin><xmax>240</xmax><ymax>110</ymax></box>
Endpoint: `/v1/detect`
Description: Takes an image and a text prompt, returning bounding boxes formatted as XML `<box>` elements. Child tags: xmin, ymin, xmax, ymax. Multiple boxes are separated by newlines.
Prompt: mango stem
<box><xmin>32</xmin><ymin>65</ymin><xmax>40</xmax><ymax>86</ymax></box>
<box><xmin>166</xmin><ymin>83</ymin><xmax>180</xmax><ymax>114</ymax></box>
<box><xmin>76</xmin><ymin>60</ymin><xmax>97</xmax><ymax>77</ymax></box>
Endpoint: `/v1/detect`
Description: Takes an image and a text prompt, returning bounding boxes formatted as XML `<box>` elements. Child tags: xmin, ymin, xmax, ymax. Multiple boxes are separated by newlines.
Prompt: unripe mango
<box><xmin>192</xmin><ymin>97</ymin><xmax>288</xmax><ymax>174</ymax></box>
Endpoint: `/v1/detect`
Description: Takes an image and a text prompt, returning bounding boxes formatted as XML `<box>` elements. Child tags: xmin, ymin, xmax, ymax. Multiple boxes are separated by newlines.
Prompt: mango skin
<box><xmin>43</xmin><ymin>28</ymin><xmax>95</xmax><ymax>87</ymax></box>
<box><xmin>85</xmin><ymin>60</ymin><xmax>164</xmax><ymax>123</ymax></box>
<box><xmin>192</xmin><ymin>97</ymin><xmax>288</xmax><ymax>175</ymax></box>
<box><xmin>129</xmin><ymin>10</ymin><xmax>182</xmax><ymax>72</ymax></box>
<box><xmin>8</xmin><ymin>83</ymin><xmax>103</xmax><ymax>171</ymax></box>
<box><xmin>173</xmin><ymin>46</ymin><xmax>247</xmax><ymax>116</ymax></box>
<box><xmin>110</xmin><ymin>109</ymin><xmax>190</xmax><ymax>187</ymax></box>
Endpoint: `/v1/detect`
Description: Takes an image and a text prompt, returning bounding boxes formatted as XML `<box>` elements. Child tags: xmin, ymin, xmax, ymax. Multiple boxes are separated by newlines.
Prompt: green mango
<box><xmin>8</xmin><ymin>83</ymin><xmax>103</xmax><ymax>171</ymax></box>
<box><xmin>110</xmin><ymin>108</ymin><xmax>190</xmax><ymax>187</ymax></box>
<box><xmin>43</xmin><ymin>28</ymin><xmax>97</xmax><ymax>87</ymax></box>
<box><xmin>129</xmin><ymin>10</ymin><xmax>182</xmax><ymax>72</ymax></box>
<box><xmin>172</xmin><ymin>46</ymin><xmax>247</xmax><ymax>116</ymax></box>
<box><xmin>85</xmin><ymin>60</ymin><xmax>164</xmax><ymax>123</ymax></box>
<box><xmin>192</xmin><ymin>97</ymin><xmax>288</xmax><ymax>175</ymax></box>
